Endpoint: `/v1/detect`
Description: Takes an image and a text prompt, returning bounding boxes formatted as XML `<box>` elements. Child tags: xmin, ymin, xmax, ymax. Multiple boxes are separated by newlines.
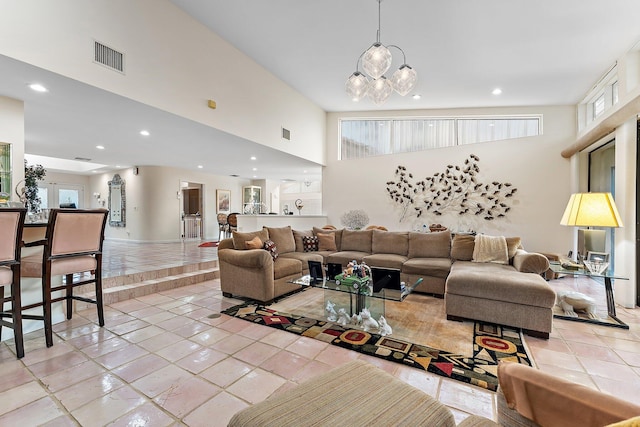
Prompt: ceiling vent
<box><xmin>94</xmin><ymin>41</ymin><xmax>125</xmax><ymax>73</ymax></box>
<box><xmin>282</xmin><ymin>127</ymin><xmax>291</xmax><ymax>141</ymax></box>
<box><xmin>74</xmin><ymin>156</ymin><xmax>92</xmax><ymax>161</ymax></box>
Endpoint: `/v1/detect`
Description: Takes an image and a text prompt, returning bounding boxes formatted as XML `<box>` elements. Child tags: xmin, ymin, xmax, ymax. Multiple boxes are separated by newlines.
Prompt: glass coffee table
<box><xmin>548</xmin><ymin>261</ymin><xmax>629</xmax><ymax>329</ymax></box>
<box><xmin>289</xmin><ymin>275</ymin><xmax>422</xmax><ymax>329</ymax></box>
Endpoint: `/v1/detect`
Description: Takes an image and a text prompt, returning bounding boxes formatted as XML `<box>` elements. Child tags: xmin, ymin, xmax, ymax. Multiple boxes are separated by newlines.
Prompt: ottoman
<box><xmin>228</xmin><ymin>360</ymin><xmax>498</xmax><ymax>426</ymax></box>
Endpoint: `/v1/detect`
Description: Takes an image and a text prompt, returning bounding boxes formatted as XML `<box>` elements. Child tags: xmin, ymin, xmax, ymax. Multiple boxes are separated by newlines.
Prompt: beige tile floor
<box><xmin>1</xmin><ymin>241</ymin><xmax>639</xmax><ymax>426</ymax></box>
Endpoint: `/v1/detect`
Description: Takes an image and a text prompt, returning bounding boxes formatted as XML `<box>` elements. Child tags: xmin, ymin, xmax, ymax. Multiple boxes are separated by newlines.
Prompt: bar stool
<box><xmin>21</xmin><ymin>208</ymin><xmax>108</xmax><ymax>348</ymax></box>
<box><xmin>226</xmin><ymin>212</ymin><xmax>239</xmax><ymax>237</ymax></box>
<box><xmin>0</xmin><ymin>207</ymin><xmax>27</xmax><ymax>358</ymax></box>
<box><xmin>217</xmin><ymin>213</ymin><xmax>228</xmax><ymax>241</ymax></box>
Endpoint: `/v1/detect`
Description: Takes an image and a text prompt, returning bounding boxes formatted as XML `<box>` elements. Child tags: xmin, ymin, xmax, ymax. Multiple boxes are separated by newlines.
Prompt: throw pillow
<box><xmin>293</xmin><ymin>229</ymin><xmax>314</xmax><ymax>252</ymax></box>
<box><xmin>317</xmin><ymin>232</ymin><xmax>337</xmax><ymax>251</ymax></box>
<box><xmin>232</xmin><ymin>229</ymin><xmax>269</xmax><ymax>250</ymax></box>
<box><xmin>472</xmin><ymin>234</ymin><xmax>508</xmax><ymax>264</ymax></box>
<box><xmin>506</xmin><ymin>237</ymin><xmax>522</xmax><ymax>259</ymax></box>
<box><xmin>263</xmin><ymin>239</ymin><xmax>278</xmax><ymax>260</ymax></box>
<box><xmin>265</xmin><ymin>226</ymin><xmax>296</xmax><ymax>254</ymax></box>
<box><xmin>301</xmin><ymin>236</ymin><xmax>319</xmax><ymax>252</ymax></box>
<box><xmin>245</xmin><ymin>236</ymin><xmax>263</xmax><ymax>250</ymax></box>
<box><xmin>450</xmin><ymin>234</ymin><xmax>476</xmax><ymax>261</ymax></box>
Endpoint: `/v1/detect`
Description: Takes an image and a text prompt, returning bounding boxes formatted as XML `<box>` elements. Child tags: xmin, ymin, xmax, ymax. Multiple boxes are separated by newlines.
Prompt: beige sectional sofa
<box><xmin>218</xmin><ymin>225</ymin><xmax>555</xmax><ymax>337</ymax></box>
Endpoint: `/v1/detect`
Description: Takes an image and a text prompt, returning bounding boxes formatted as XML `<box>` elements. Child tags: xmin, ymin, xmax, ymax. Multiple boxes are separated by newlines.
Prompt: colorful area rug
<box><xmin>222</xmin><ymin>302</ymin><xmax>532</xmax><ymax>391</ymax></box>
<box><xmin>198</xmin><ymin>241</ymin><xmax>219</xmax><ymax>247</ymax></box>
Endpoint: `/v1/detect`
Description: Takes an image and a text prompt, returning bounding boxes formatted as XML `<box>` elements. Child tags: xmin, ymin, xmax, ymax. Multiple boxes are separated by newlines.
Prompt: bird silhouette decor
<box><xmin>385</xmin><ymin>154</ymin><xmax>517</xmax><ymax>222</ymax></box>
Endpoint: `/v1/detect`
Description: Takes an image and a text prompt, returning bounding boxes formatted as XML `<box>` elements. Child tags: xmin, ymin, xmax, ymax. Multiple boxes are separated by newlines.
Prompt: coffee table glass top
<box><xmin>289</xmin><ymin>275</ymin><xmax>422</xmax><ymax>302</ymax></box>
<box><xmin>548</xmin><ymin>261</ymin><xmax>627</xmax><ymax>281</ymax></box>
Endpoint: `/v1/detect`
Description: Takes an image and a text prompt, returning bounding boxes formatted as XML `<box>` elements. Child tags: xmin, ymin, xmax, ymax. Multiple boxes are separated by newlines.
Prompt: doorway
<box><xmin>180</xmin><ymin>181</ymin><xmax>203</xmax><ymax>240</ymax></box>
<box><xmin>38</xmin><ymin>183</ymin><xmax>84</xmax><ymax>208</ymax></box>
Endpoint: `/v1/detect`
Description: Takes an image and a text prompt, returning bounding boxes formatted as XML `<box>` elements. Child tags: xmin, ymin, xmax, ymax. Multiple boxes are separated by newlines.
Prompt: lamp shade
<box><xmin>560</xmin><ymin>192</ymin><xmax>623</xmax><ymax>227</ymax></box>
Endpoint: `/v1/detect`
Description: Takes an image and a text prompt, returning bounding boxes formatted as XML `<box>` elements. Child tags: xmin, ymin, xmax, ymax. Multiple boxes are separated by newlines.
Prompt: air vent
<box><xmin>282</xmin><ymin>127</ymin><xmax>291</xmax><ymax>141</ymax></box>
<box><xmin>94</xmin><ymin>41</ymin><xmax>124</xmax><ymax>73</ymax></box>
<box><xmin>74</xmin><ymin>157</ymin><xmax>92</xmax><ymax>162</ymax></box>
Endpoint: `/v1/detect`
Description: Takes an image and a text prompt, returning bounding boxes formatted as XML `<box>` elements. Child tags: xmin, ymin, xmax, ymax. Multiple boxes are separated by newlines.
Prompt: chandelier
<box><xmin>345</xmin><ymin>0</ymin><xmax>417</xmax><ymax>105</ymax></box>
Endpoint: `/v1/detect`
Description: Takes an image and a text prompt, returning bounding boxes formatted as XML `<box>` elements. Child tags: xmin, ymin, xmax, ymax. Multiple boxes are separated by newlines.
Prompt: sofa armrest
<box><xmin>512</xmin><ymin>249</ymin><xmax>549</xmax><ymax>274</ymax></box>
<box><xmin>218</xmin><ymin>248</ymin><xmax>272</xmax><ymax>268</ymax></box>
<box><xmin>498</xmin><ymin>362</ymin><xmax>640</xmax><ymax>427</ymax></box>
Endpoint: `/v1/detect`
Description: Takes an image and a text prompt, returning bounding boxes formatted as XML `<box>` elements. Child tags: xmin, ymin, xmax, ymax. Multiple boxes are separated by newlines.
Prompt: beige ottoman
<box><xmin>228</xmin><ymin>360</ymin><xmax>498</xmax><ymax>427</ymax></box>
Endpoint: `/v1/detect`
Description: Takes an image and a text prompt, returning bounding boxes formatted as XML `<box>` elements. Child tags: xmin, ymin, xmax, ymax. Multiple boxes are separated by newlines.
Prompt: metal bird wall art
<box><xmin>385</xmin><ymin>154</ymin><xmax>517</xmax><ymax>222</ymax></box>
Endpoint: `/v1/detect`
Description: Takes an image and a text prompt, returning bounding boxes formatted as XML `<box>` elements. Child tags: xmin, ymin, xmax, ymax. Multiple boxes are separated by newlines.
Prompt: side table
<box><xmin>548</xmin><ymin>262</ymin><xmax>629</xmax><ymax>329</ymax></box>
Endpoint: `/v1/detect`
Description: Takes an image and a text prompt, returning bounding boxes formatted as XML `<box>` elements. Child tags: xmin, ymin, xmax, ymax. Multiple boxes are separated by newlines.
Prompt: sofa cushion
<box><xmin>362</xmin><ymin>254</ymin><xmax>408</xmax><ymax>270</ymax></box>
<box><xmin>316</xmin><ymin>233</ymin><xmax>337</xmax><ymax>251</ymax></box>
<box><xmin>245</xmin><ymin>236</ymin><xmax>263</xmax><ymax>250</ymax></box>
<box><xmin>263</xmin><ymin>239</ymin><xmax>278</xmax><ymax>260</ymax></box>
<box><xmin>451</xmin><ymin>234</ymin><xmax>521</xmax><ymax>261</ymax></box>
<box><xmin>372</xmin><ymin>230</ymin><xmax>408</xmax><ymax>256</ymax></box>
<box><xmin>327</xmin><ymin>251</ymin><xmax>369</xmax><ymax>266</ymax></box>
<box><xmin>301</xmin><ymin>236</ymin><xmax>319</xmax><ymax>252</ymax></box>
<box><xmin>447</xmin><ymin>261</ymin><xmax>556</xmax><ymax>307</ymax></box>
<box><xmin>472</xmin><ymin>234</ymin><xmax>508</xmax><ymax>264</ymax></box>
<box><xmin>341</xmin><ymin>229</ymin><xmax>373</xmax><ymax>253</ymax></box>
<box><xmin>266</xmin><ymin>226</ymin><xmax>296</xmax><ymax>254</ymax></box>
<box><xmin>232</xmin><ymin>229</ymin><xmax>269</xmax><ymax>250</ymax></box>
<box><xmin>314</xmin><ymin>227</ymin><xmax>343</xmax><ymax>251</ymax></box>
<box><xmin>451</xmin><ymin>234</ymin><xmax>475</xmax><ymax>261</ymax></box>
<box><xmin>402</xmin><ymin>258</ymin><xmax>452</xmax><ymax>279</ymax></box>
<box><xmin>280</xmin><ymin>252</ymin><xmax>324</xmax><ymax>270</ymax></box>
<box><xmin>506</xmin><ymin>237</ymin><xmax>522</xmax><ymax>259</ymax></box>
<box><xmin>408</xmin><ymin>230</ymin><xmax>451</xmax><ymax>259</ymax></box>
<box><xmin>273</xmin><ymin>257</ymin><xmax>302</xmax><ymax>280</ymax></box>
<box><xmin>293</xmin><ymin>229</ymin><xmax>314</xmax><ymax>252</ymax></box>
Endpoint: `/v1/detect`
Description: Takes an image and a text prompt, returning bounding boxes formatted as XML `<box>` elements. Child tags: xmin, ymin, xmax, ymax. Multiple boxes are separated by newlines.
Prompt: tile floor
<box><xmin>1</xmin><ymin>241</ymin><xmax>639</xmax><ymax>426</ymax></box>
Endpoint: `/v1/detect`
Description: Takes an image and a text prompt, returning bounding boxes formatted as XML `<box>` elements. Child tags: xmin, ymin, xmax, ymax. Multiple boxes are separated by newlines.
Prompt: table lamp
<box><xmin>560</xmin><ymin>192</ymin><xmax>623</xmax><ymax>261</ymax></box>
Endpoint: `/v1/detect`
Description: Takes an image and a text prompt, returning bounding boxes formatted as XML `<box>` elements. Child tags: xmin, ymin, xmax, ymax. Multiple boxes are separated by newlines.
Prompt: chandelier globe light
<box><xmin>345</xmin><ymin>0</ymin><xmax>417</xmax><ymax>104</ymax></box>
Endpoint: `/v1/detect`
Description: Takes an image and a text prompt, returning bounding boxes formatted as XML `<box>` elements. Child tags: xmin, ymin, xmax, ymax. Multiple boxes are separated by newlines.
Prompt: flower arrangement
<box><xmin>340</xmin><ymin>209</ymin><xmax>369</xmax><ymax>230</ymax></box>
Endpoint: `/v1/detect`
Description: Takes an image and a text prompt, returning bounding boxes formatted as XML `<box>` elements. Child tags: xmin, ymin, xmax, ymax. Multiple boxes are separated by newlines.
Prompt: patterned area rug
<box><xmin>222</xmin><ymin>302</ymin><xmax>532</xmax><ymax>391</ymax></box>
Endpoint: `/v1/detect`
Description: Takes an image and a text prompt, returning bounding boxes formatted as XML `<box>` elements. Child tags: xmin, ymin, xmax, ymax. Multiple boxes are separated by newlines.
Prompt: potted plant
<box><xmin>19</xmin><ymin>160</ymin><xmax>46</xmax><ymax>213</ymax></box>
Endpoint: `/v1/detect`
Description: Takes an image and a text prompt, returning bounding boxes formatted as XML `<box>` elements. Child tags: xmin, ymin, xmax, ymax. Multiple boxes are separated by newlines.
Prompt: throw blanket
<box><xmin>472</xmin><ymin>234</ymin><xmax>508</xmax><ymax>264</ymax></box>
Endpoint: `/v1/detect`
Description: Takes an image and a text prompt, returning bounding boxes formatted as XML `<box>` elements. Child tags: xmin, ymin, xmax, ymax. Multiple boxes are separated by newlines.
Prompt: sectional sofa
<box><xmin>217</xmin><ymin>226</ymin><xmax>555</xmax><ymax>338</ymax></box>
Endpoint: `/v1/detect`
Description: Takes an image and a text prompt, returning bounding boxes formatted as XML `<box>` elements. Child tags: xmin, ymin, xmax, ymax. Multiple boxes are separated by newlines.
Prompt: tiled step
<box><xmin>75</xmin><ymin>260</ymin><xmax>219</xmax><ymax>309</ymax></box>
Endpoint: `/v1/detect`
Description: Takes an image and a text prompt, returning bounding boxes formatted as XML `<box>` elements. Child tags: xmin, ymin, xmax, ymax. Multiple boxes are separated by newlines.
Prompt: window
<box><xmin>340</xmin><ymin>116</ymin><xmax>542</xmax><ymax>160</ymax></box>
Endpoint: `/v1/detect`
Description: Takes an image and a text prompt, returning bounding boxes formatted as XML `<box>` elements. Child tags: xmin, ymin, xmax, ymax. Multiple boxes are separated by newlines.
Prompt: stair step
<box><xmin>75</xmin><ymin>265</ymin><xmax>219</xmax><ymax>310</ymax></box>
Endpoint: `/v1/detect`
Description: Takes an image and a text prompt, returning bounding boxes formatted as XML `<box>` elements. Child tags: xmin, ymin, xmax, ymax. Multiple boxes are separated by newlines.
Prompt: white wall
<box><xmin>0</xmin><ymin>96</ymin><xmax>25</xmax><ymax>198</ymax></box>
<box><xmin>90</xmin><ymin>166</ymin><xmax>250</xmax><ymax>242</ymax></box>
<box><xmin>324</xmin><ymin>106</ymin><xmax>576</xmax><ymax>254</ymax></box>
<box><xmin>0</xmin><ymin>0</ymin><xmax>326</xmax><ymax>165</ymax></box>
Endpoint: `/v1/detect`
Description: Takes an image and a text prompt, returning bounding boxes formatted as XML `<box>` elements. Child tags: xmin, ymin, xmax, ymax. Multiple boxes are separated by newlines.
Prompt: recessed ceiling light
<box><xmin>492</xmin><ymin>88</ymin><xmax>502</xmax><ymax>95</ymax></box>
<box><xmin>29</xmin><ymin>83</ymin><xmax>48</xmax><ymax>92</ymax></box>
<box><xmin>197</xmin><ymin>165</ymin><xmax>203</xmax><ymax>169</ymax></box>
<box><xmin>96</xmin><ymin>145</ymin><xmax>105</xmax><ymax>150</ymax></box>
<box><xmin>252</xmin><ymin>168</ymin><xmax>257</xmax><ymax>171</ymax></box>
<box><xmin>250</xmin><ymin>156</ymin><xmax>256</xmax><ymax>160</ymax></box>
<box><xmin>253</xmin><ymin>175</ymin><xmax>257</xmax><ymax>178</ymax></box>
<box><xmin>140</xmin><ymin>130</ymin><xmax>150</xmax><ymax>136</ymax></box>
<box><xmin>412</xmin><ymin>94</ymin><xmax>421</xmax><ymax>100</ymax></box>
<box><xmin>303</xmin><ymin>170</ymin><xmax>308</xmax><ymax>173</ymax></box>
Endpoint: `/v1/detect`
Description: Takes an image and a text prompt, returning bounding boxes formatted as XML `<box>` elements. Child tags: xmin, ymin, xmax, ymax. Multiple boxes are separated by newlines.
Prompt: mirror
<box><xmin>108</xmin><ymin>174</ymin><xmax>126</xmax><ymax>227</ymax></box>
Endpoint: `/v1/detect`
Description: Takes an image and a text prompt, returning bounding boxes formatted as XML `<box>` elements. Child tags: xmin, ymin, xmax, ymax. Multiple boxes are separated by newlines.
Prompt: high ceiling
<box><xmin>172</xmin><ymin>0</ymin><xmax>640</xmax><ymax>111</ymax></box>
<box><xmin>2</xmin><ymin>0</ymin><xmax>640</xmax><ymax>178</ymax></box>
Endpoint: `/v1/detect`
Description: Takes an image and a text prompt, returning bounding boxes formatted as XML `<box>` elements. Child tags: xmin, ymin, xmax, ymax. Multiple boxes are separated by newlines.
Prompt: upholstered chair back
<box><xmin>48</xmin><ymin>209</ymin><xmax>108</xmax><ymax>257</ymax></box>
<box><xmin>0</xmin><ymin>208</ymin><xmax>25</xmax><ymax>264</ymax></box>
